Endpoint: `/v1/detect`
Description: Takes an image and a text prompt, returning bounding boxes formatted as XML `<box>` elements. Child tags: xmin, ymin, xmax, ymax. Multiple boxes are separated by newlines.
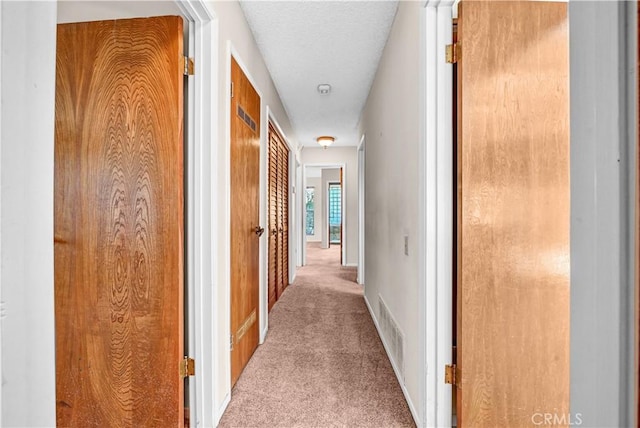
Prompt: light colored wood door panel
<box><xmin>54</xmin><ymin>16</ymin><xmax>184</xmax><ymax>427</ymax></box>
<box><xmin>457</xmin><ymin>2</ymin><xmax>570</xmax><ymax>426</ymax></box>
<box><xmin>230</xmin><ymin>57</ymin><xmax>261</xmax><ymax>387</ymax></box>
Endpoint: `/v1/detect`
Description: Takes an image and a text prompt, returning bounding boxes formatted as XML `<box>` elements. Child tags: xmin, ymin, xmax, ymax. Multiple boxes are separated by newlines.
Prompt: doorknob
<box><xmin>255</xmin><ymin>226</ymin><xmax>265</xmax><ymax>237</ymax></box>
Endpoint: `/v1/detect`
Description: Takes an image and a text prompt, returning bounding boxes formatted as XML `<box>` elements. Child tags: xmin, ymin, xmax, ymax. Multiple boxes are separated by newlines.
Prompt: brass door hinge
<box><xmin>180</xmin><ymin>357</ymin><xmax>195</xmax><ymax>377</ymax></box>
<box><xmin>183</xmin><ymin>56</ymin><xmax>195</xmax><ymax>76</ymax></box>
<box><xmin>230</xmin><ymin>334</ymin><xmax>234</xmax><ymax>351</ymax></box>
<box><xmin>445</xmin><ymin>43</ymin><xmax>459</xmax><ymax>64</ymax></box>
<box><xmin>445</xmin><ymin>364</ymin><xmax>457</xmax><ymax>385</ymax></box>
<box><xmin>231</xmin><ymin>82</ymin><xmax>234</xmax><ymax>98</ymax></box>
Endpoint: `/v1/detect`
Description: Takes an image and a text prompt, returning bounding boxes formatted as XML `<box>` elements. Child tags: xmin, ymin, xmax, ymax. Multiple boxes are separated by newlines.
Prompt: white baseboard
<box><xmin>364</xmin><ymin>295</ymin><xmax>422</xmax><ymax>427</ymax></box>
<box><xmin>215</xmin><ymin>392</ymin><xmax>231</xmax><ymax>427</ymax></box>
<box><xmin>345</xmin><ymin>262</ymin><xmax>358</xmax><ymax>267</ymax></box>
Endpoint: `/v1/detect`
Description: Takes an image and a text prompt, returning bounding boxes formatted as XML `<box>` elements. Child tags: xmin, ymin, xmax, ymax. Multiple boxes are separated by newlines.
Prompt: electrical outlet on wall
<box><xmin>404</xmin><ymin>235</ymin><xmax>409</xmax><ymax>256</ymax></box>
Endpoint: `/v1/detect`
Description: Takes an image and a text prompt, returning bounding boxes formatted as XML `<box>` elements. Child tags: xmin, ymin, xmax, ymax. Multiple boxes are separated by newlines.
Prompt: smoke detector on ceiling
<box><xmin>317</xmin><ymin>84</ymin><xmax>331</xmax><ymax>95</ymax></box>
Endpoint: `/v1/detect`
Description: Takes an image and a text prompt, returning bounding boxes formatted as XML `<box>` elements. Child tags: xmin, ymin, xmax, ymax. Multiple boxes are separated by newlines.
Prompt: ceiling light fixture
<box><xmin>316</xmin><ymin>136</ymin><xmax>335</xmax><ymax>149</ymax></box>
<box><xmin>317</xmin><ymin>84</ymin><xmax>331</xmax><ymax>95</ymax></box>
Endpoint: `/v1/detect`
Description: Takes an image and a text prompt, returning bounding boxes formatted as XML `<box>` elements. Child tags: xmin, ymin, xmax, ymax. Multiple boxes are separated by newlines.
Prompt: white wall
<box><xmin>306</xmin><ymin>177</ymin><xmax>322</xmax><ymax>242</ymax></box>
<box><xmin>301</xmin><ymin>147</ymin><xmax>358</xmax><ymax>266</ymax></box>
<box><xmin>570</xmin><ymin>1</ymin><xmax>637</xmax><ymax>426</ymax></box>
<box><xmin>210</xmin><ymin>0</ymin><xmax>297</xmax><ymax>420</ymax></box>
<box><xmin>1</xmin><ymin>2</ymin><xmax>57</xmax><ymax>426</ymax></box>
<box><xmin>57</xmin><ymin>1</ymin><xmax>182</xmax><ymax>23</ymax></box>
<box><xmin>358</xmin><ymin>0</ymin><xmax>421</xmax><ymax>422</ymax></box>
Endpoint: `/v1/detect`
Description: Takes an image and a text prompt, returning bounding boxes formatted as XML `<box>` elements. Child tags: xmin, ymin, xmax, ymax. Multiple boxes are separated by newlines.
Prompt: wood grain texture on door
<box><xmin>230</xmin><ymin>57</ymin><xmax>261</xmax><ymax>387</ymax></box>
<box><xmin>54</xmin><ymin>16</ymin><xmax>184</xmax><ymax>427</ymax></box>
<box><xmin>457</xmin><ymin>2</ymin><xmax>570</xmax><ymax>426</ymax></box>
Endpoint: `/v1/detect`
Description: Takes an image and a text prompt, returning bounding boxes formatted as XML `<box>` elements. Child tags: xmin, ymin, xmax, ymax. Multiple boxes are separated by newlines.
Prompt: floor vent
<box><xmin>378</xmin><ymin>295</ymin><xmax>405</xmax><ymax>382</ymax></box>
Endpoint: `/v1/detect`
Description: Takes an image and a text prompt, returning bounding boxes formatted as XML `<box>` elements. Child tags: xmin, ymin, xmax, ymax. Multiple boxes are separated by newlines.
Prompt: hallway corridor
<box><xmin>218</xmin><ymin>243</ymin><xmax>415</xmax><ymax>427</ymax></box>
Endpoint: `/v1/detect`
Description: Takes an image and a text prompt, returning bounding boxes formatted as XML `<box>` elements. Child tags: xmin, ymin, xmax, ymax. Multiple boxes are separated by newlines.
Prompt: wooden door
<box><xmin>54</xmin><ymin>16</ymin><xmax>185</xmax><ymax>427</ymax></box>
<box><xmin>230</xmin><ymin>57</ymin><xmax>261</xmax><ymax>386</ymax></box>
<box><xmin>268</xmin><ymin>124</ymin><xmax>279</xmax><ymax>311</ymax></box>
<box><xmin>267</xmin><ymin>122</ymin><xmax>289</xmax><ymax>308</ymax></box>
<box><xmin>275</xmin><ymin>135</ymin><xmax>285</xmax><ymax>298</ymax></box>
<box><xmin>456</xmin><ymin>2</ymin><xmax>570</xmax><ymax>426</ymax></box>
<box><xmin>278</xmin><ymin>136</ymin><xmax>290</xmax><ymax>295</ymax></box>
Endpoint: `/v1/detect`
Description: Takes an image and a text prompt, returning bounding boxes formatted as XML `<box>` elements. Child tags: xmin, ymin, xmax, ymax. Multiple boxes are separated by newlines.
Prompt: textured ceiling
<box><xmin>240</xmin><ymin>0</ymin><xmax>399</xmax><ymax>147</ymax></box>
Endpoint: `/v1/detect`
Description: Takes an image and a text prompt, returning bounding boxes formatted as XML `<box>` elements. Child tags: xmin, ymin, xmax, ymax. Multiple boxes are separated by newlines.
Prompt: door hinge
<box><xmin>445</xmin><ymin>43</ymin><xmax>459</xmax><ymax>64</ymax></box>
<box><xmin>445</xmin><ymin>364</ymin><xmax>457</xmax><ymax>386</ymax></box>
<box><xmin>180</xmin><ymin>357</ymin><xmax>195</xmax><ymax>377</ymax></box>
<box><xmin>231</xmin><ymin>82</ymin><xmax>234</xmax><ymax>98</ymax></box>
<box><xmin>183</xmin><ymin>56</ymin><xmax>195</xmax><ymax>76</ymax></box>
<box><xmin>230</xmin><ymin>334</ymin><xmax>234</xmax><ymax>351</ymax></box>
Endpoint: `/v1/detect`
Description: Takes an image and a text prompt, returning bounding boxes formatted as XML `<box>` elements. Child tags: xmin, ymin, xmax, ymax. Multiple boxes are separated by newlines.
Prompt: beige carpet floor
<box><xmin>218</xmin><ymin>242</ymin><xmax>415</xmax><ymax>428</ymax></box>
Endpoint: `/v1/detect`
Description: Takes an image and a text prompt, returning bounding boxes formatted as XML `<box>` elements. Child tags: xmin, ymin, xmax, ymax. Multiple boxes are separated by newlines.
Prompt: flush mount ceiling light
<box><xmin>317</xmin><ymin>84</ymin><xmax>331</xmax><ymax>95</ymax></box>
<box><xmin>316</xmin><ymin>136</ymin><xmax>335</xmax><ymax>149</ymax></box>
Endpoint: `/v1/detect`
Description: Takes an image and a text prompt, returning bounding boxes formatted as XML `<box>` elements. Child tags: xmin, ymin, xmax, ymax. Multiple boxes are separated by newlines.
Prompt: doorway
<box><xmin>328</xmin><ymin>182</ymin><xmax>342</xmax><ymax>247</ymax></box>
<box><xmin>302</xmin><ymin>164</ymin><xmax>346</xmax><ymax>267</ymax></box>
<box><xmin>3</xmin><ymin>1</ymin><xmax>219</xmax><ymax>426</ymax></box>
<box><xmin>229</xmin><ymin>56</ymin><xmax>262</xmax><ymax>387</ymax></box>
<box><xmin>357</xmin><ymin>136</ymin><xmax>365</xmax><ymax>285</ymax></box>
<box><xmin>267</xmin><ymin>119</ymin><xmax>291</xmax><ymax>312</ymax></box>
<box><xmin>53</xmin><ymin>2</ymin><xmax>220</xmax><ymax>426</ymax></box>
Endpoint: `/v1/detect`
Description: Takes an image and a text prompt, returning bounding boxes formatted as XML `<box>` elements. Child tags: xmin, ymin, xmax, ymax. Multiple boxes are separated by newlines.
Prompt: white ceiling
<box><xmin>240</xmin><ymin>0</ymin><xmax>399</xmax><ymax>147</ymax></box>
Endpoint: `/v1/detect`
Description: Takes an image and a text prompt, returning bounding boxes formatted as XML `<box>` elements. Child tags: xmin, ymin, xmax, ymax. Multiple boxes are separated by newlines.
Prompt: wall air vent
<box><xmin>237</xmin><ymin>105</ymin><xmax>257</xmax><ymax>133</ymax></box>
<box><xmin>378</xmin><ymin>295</ymin><xmax>405</xmax><ymax>382</ymax></box>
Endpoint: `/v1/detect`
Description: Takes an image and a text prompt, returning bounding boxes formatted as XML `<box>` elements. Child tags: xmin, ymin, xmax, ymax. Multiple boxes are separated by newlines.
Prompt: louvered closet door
<box><xmin>267</xmin><ymin>124</ymin><xmax>278</xmax><ymax>311</ymax></box>
<box><xmin>267</xmin><ymin>122</ymin><xmax>290</xmax><ymax>309</ymax></box>
<box><xmin>275</xmin><ymin>137</ymin><xmax>284</xmax><ymax>299</ymax></box>
<box><xmin>279</xmin><ymin>141</ymin><xmax>289</xmax><ymax>292</ymax></box>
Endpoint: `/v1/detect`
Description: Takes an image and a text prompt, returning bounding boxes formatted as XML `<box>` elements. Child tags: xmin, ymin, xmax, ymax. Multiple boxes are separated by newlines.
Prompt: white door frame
<box><xmin>420</xmin><ymin>1</ymin><xmax>454</xmax><ymax>427</ymax></box>
<box><xmin>224</xmin><ymin>44</ymin><xmax>266</xmax><ymax>389</ymax></box>
<box><xmin>2</xmin><ymin>1</ymin><xmax>219</xmax><ymax>425</ymax></box>
<box><xmin>302</xmin><ymin>163</ymin><xmax>347</xmax><ymax>266</ymax></box>
<box><xmin>357</xmin><ymin>135</ymin><xmax>365</xmax><ymax>286</ymax></box>
<box><xmin>263</xmin><ymin>108</ymin><xmax>297</xmax><ymax>342</ymax></box>
<box><xmin>175</xmin><ymin>1</ymin><xmax>218</xmax><ymax>427</ymax></box>
<box><xmin>0</xmin><ymin>2</ymin><xmax>4</xmax><ymax>421</ymax></box>
<box><xmin>267</xmin><ymin>108</ymin><xmax>297</xmax><ymax>285</ymax></box>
